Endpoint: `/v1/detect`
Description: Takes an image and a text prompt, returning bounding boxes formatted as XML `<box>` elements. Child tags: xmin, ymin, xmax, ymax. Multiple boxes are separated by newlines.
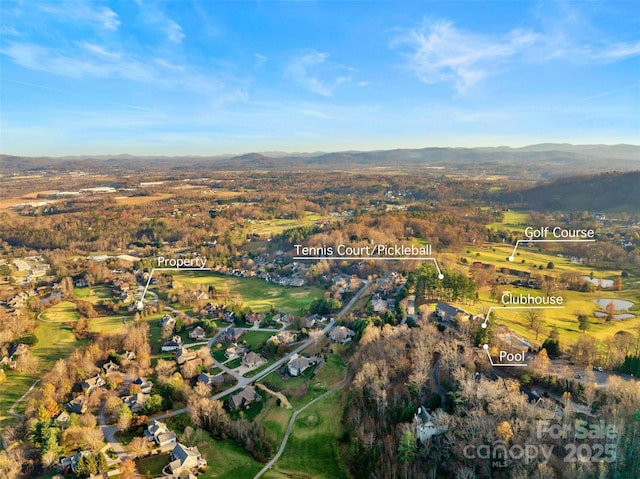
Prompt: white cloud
<box><xmin>254</xmin><ymin>53</ymin><xmax>268</xmax><ymax>68</ymax></box>
<box><xmin>391</xmin><ymin>20</ymin><xmax>538</xmax><ymax>93</ymax></box>
<box><xmin>285</xmin><ymin>50</ymin><xmax>353</xmax><ymax>96</ymax></box>
<box><xmin>135</xmin><ymin>1</ymin><xmax>185</xmax><ymax>44</ymax></box>
<box><xmin>38</xmin><ymin>3</ymin><xmax>120</xmax><ymax>31</ymax></box>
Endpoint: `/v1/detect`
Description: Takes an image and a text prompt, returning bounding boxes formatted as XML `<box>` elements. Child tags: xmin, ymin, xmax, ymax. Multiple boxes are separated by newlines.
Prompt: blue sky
<box><xmin>1</xmin><ymin>0</ymin><xmax>639</xmax><ymax>156</ymax></box>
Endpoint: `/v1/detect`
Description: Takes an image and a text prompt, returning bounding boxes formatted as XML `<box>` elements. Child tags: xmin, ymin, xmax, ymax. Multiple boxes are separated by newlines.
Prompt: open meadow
<box><xmin>169</xmin><ymin>271</ymin><xmax>324</xmax><ymax>314</ymax></box>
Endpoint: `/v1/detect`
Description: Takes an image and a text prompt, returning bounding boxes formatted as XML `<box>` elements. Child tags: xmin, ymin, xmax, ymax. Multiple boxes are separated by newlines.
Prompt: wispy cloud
<box><xmin>39</xmin><ymin>3</ymin><xmax>121</xmax><ymax>31</ymax></box>
<box><xmin>390</xmin><ymin>19</ymin><xmax>537</xmax><ymax>93</ymax></box>
<box><xmin>254</xmin><ymin>53</ymin><xmax>268</xmax><ymax>68</ymax></box>
<box><xmin>285</xmin><ymin>50</ymin><xmax>355</xmax><ymax>97</ymax></box>
<box><xmin>136</xmin><ymin>1</ymin><xmax>185</xmax><ymax>44</ymax></box>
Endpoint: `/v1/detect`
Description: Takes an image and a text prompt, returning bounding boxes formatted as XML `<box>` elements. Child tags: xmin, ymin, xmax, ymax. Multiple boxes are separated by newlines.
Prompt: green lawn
<box><xmin>269</xmin><ymin>390</ymin><xmax>350</xmax><ymax>479</ymax></box>
<box><xmin>40</xmin><ymin>301</ymin><xmax>80</xmax><ymax>322</ymax></box>
<box><xmin>487</xmin><ymin>210</ymin><xmax>531</xmax><ymax>232</ymax></box>
<box><xmin>0</xmin><ymin>320</ymin><xmax>83</xmax><ymax>424</ymax></box>
<box><xmin>167</xmin><ymin>271</ymin><xmax>324</xmax><ymax>314</ymax></box>
<box><xmin>256</xmin><ymin>397</ymin><xmax>294</xmax><ymax>445</ymax></box>
<box><xmin>89</xmin><ymin>316</ymin><xmax>130</xmax><ymax>333</ymax></box>
<box><xmin>73</xmin><ymin>285</ymin><xmax>114</xmax><ymax>303</ymax></box>
<box><xmin>247</xmin><ymin>213</ymin><xmax>327</xmax><ymax>236</ymax></box>
<box><xmin>259</xmin><ymin>354</ymin><xmax>345</xmax><ymax>408</ymax></box>
<box><xmin>243</xmin><ymin>331</ymin><xmax>273</xmax><ymax>350</ymax></box>
<box><xmin>166</xmin><ymin>415</ymin><xmax>263</xmax><ymax>479</ymax></box>
<box><xmin>137</xmin><ymin>453</ymin><xmax>171</xmax><ymax>478</ymax></box>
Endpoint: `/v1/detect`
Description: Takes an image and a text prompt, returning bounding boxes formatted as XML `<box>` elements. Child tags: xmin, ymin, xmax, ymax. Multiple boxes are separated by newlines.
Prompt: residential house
<box><xmin>435</xmin><ymin>302</ymin><xmax>469</xmax><ymax>323</ymax></box>
<box><xmin>414</xmin><ymin>407</ymin><xmax>448</xmax><ymax>442</ymax></box>
<box><xmin>132</xmin><ymin>377</ymin><xmax>153</xmax><ymax>394</ymax></box>
<box><xmin>161</xmin><ymin>336</ymin><xmax>182</xmax><ymax>352</ymax></box>
<box><xmin>197</xmin><ymin>372</ymin><xmax>224</xmax><ymax>388</ymax></box>
<box><xmin>159</xmin><ymin>314</ymin><xmax>176</xmax><ymax>329</ymax></box>
<box><xmin>188</xmin><ymin>326</ymin><xmax>206</xmax><ymax>340</ymax></box>
<box><xmin>222</xmin><ymin>328</ymin><xmax>244</xmax><ymax>342</ymax></box>
<box><xmin>242</xmin><ymin>352</ymin><xmax>266</xmax><ymax>368</ymax></box>
<box><xmin>225</xmin><ymin>343</ymin><xmax>247</xmax><ymax>360</ymax></box>
<box><xmin>269</xmin><ymin>331</ymin><xmax>297</xmax><ymax>346</ymax></box>
<box><xmin>102</xmin><ymin>361</ymin><xmax>120</xmax><ymax>375</ymax></box>
<box><xmin>329</xmin><ymin>326</ymin><xmax>355</xmax><ymax>344</ymax></box>
<box><xmin>303</xmin><ymin>314</ymin><xmax>327</xmax><ymax>329</ymax></box>
<box><xmin>245</xmin><ymin>312</ymin><xmax>265</xmax><ymax>326</ymax></box>
<box><xmin>166</xmin><ymin>443</ymin><xmax>207</xmax><ymax>477</ymax></box>
<box><xmin>175</xmin><ymin>348</ymin><xmax>197</xmax><ymax>365</ymax></box>
<box><xmin>0</xmin><ymin>356</ymin><xmax>16</xmax><ymax>369</ymax></box>
<box><xmin>120</xmin><ymin>350</ymin><xmax>136</xmax><ymax>361</ymax></box>
<box><xmin>60</xmin><ymin>450</ymin><xmax>90</xmax><ymax>473</ymax></box>
<box><xmin>123</xmin><ymin>393</ymin><xmax>148</xmax><ymax>413</ymax></box>
<box><xmin>272</xmin><ymin>313</ymin><xmax>294</xmax><ymax>325</ymax></box>
<box><xmin>287</xmin><ymin>355</ymin><xmax>316</xmax><ymax>377</ymax></box>
<box><xmin>145</xmin><ymin>419</ymin><xmax>177</xmax><ymax>447</ymax></box>
<box><xmin>66</xmin><ymin>396</ymin><xmax>88</xmax><ymax>414</ymax></box>
<box><xmin>54</xmin><ymin>411</ymin><xmax>70</xmax><ymax>428</ymax></box>
<box><xmin>81</xmin><ymin>375</ymin><xmax>106</xmax><ymax>394</ymax></box>
<box><xmin>228</xmin><ymin>386</ymin><xmax>261</xmax><ymax>410</ymax></box>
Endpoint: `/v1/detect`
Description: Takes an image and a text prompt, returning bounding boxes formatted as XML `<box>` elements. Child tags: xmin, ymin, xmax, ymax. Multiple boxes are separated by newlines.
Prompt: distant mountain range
<box><xmin>1</xmin><ymin>144</ymin><xmax>638</xmax><ymax>180</ymax></box>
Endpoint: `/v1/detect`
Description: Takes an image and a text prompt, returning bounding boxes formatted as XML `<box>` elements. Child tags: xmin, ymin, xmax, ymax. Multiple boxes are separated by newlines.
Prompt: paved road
<box><xmin>98</xmin><ymin>401</ymin><xmax>128</xmax><ymax>466</ymax></box>
<box><xmin>253</xmin><ymin>371</ymin><xmax>351</xmax><ymax>479</ymax></box>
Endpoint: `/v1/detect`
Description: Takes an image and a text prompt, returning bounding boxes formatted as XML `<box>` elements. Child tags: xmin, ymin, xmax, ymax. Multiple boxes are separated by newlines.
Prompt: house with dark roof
<box><xmin>197</xmin><ymin>372</ymin><xmax>224</xmax><ymax>388</ymax></box>
<box><xmin>222</xmin><ymin>328</ymin><xmax>244</xmax><ymax>342</ymax></box>
<box><xmin>66</xmin><ymin>396</ymin><xmax>88</xmax><ymax>414</ymax></box>
<box><xmin>161</xmin><ymin>335</ymin><xmax>182</xmax><ymax>352</ymax></box>
<box><xmin>123</xmin><ymin>393</ymin><xmax>148</xmax><ymax>413</ymax></box>
<box><xmin>228</xmin><ymin>386</ymin><xmax>261</xmax><ymax>410</ymax></box>
<box><xmin>132</xmin><ymin>377</ymin><xmax>153</xmax><ymax>394</ymax></box>
<box><xmin>435</xmin><ymin>302</ymin><xmax>469</xmax><ymax>322</ymax></box>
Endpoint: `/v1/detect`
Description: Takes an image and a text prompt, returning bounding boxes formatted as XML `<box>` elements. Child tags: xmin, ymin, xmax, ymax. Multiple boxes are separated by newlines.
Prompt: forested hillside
<box><xmin>499</xmin><ymin>171</ymin><xmax>640</xmax><ymax>212</ymax></box>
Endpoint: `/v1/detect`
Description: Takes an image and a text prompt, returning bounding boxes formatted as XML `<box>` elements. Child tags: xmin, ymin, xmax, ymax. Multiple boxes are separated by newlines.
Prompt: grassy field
<box><xmin>464</xmin><ymin>243</ymin><xmax>623</xmax><ymax>279</ymax></box>
<box><xmin>247</xmin><ymin>213</ymin><xmax>327</xmax><ymax>236</ymax></box>
<box><xmin>39</xmin><ymin>301</ymin><xmax>80</xmax><ymax>322</ymax></box>
<box><xmin>243</xmin><ymin>331</ymin><xmax>274</xmax><ymax>349</ymax></box>
<box><xmin>0</xmin><ymin>320</ymin><xmax>82</xmax><ymax>424</ymax></box>
<box><xmin>165</xmin><ymin>415</ymin><xmax>263</xmax><ymax>479</ymax></box>
<box><xmin>168</xmin><ymin>271</ymin><xmax>324</xmax><ymax>314</ymax></box>
<box><xmin>137</xmin><ymin>453</ymin><xmax>171</xmax><ymax>478</ymax></box>
<box><xmin>259</xmin><ymin>354</ymin><xmax>346</xmax><ymax>408</ymax></box>
<box><xmin>266</xmin><ymin>390</ymin><xmax>350</xmax><ymax>479</ymax></box>
<box><xmin>464</xmin><ymin>283</ymin><xmax>639</xmax><ymax>349</ymax></box>
<box><xmin>487</xmin><ymin>210</ymin><xmax>532</xmax><ymax>232</ymax></box>
<box><xmin>257</xmin><ymin>397</ymin><xmax>294</xmax><ymax>445</ymax></box>
<box><xmin>73</xmin><ymin>285</ymin><xmax>114</xmax><ymax>303</ymax></box>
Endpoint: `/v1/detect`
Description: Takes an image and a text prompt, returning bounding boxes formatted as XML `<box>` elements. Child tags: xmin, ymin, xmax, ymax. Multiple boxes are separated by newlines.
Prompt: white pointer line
<box><xmin>484</xmin><ymin>348</ymin><xmax>527</xmax><ymax>367</ymax></box>
<box><xmin>293</xmin><ymin>256</ymin><xmax>443</xmax><ymax>276</ymax></box>
<box><xmin>509</xmin><ymin>239</ymin><xmax>596</xmax><ymax>260</ymax></box>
